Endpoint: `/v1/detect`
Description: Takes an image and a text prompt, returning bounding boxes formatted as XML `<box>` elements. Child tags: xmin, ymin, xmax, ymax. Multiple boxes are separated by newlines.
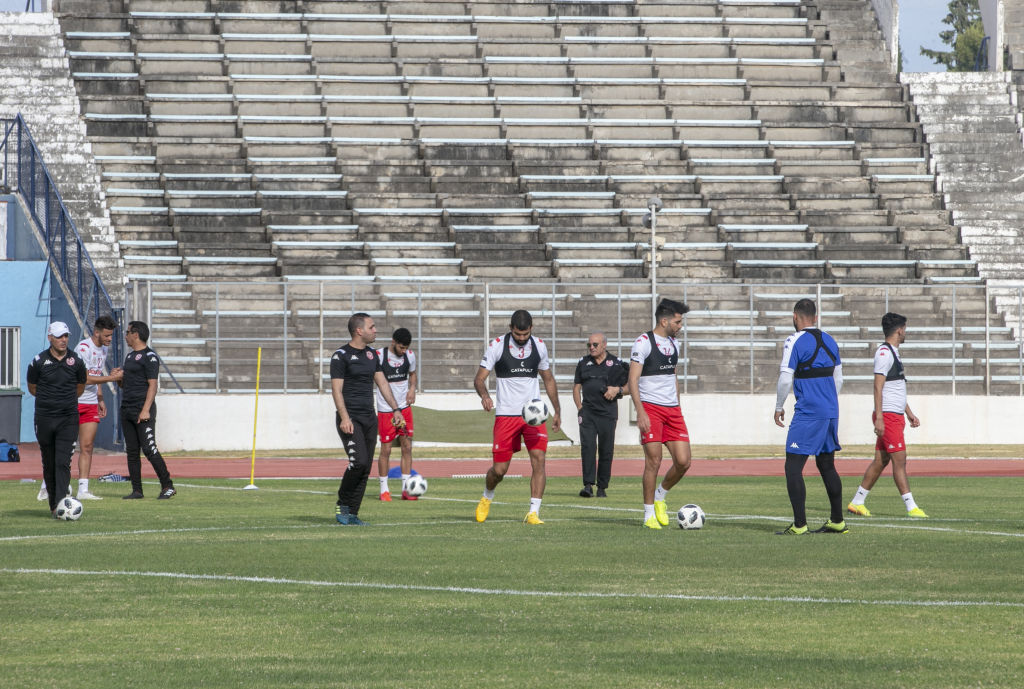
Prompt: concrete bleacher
<box><xmin>41</xmin><ymin>0</ymin><xmax>1015</xmax><ymax>391</ymax></box>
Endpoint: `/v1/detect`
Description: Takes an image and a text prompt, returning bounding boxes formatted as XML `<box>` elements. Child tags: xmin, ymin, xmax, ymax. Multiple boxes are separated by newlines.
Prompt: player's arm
<box><xmin>138</xmin><ymin>379</ymin><xmax>157</xmax><ymax>422</ymax></box>
<box><xmin>26</xmin><ymin>360</ymin><xmax>38</xmax><ymax>396</ymax></box>
<box><xmin>774</xmin><ymin>370</ymin><xmax>793</xmax><ymax>427</ymax></box>
<box><xmin>539</xmin><ymin>367</ymin><xmax>561</xmax><ymax>432</ymax></box>
<box><xmin>76</xmin><ymin>362</ymin><xmax>87</xmax><ymax>402</ymax></box>
<box><xmin>873</xmin><ymin>372</ymin><xmax>886</xmax><ymax>436</ymax></box>
<box><xmin>406</xmin><ymin>370</ymin><xmax>417</xmax><ymax>406</ymax></box>
<box><xmin>627</xmin><ymin>360</ymin><xmax>650</xmax><ymax>435</ymax></box>
<box><xmin>331</xmin><ymin>377</ymin><xmax>353</xmax><ymax>434</ymax></box>
<box><xmin>572</xmin><ymin>382</ymin><xmax>582</xmax><ymax>411</ymax></box>
<box><xmin>473</xmin><ymin>366</ymin><xmax>494</xmax><ymax>411</ymax></box>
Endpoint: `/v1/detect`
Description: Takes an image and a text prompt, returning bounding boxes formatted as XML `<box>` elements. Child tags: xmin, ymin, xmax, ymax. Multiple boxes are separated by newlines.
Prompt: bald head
<box><xmin>586</xmin><ymin>332</ymin><xmax>608</xmax><ymax>358</ymax></box>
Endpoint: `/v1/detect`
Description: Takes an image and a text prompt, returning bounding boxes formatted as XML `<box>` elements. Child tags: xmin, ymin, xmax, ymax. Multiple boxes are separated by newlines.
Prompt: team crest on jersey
<box><xmin>605</xmin><ymin>360</ymin><xmax>613</xmax><ymax>366</ymax></box>
<box><xmin>66</xmin><ymin>357</ymin><xmax>75</xmax><ymax>365</ymax></box>
<box><xmin>366</xmin><ymin>351</ymin><xmax>373</xmax><ymax>359</ymax></box>
<box><xmin>135</xmin><ymin>353</ymin><xmax>142</xmax><ymax>360</ymax></box>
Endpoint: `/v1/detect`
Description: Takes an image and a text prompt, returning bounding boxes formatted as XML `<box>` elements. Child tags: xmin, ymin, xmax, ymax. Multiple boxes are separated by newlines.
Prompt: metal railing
<box><xmin>0</xmin><ymin>326</ymin><xmax>21</xmax><ymax>388</ymax></box>
<box><xmin>127</xmin><ymin>279</ymin><xmax>1024</xmax><ymax>396</ymax></box>
<box><xmin>1</xmin><ymin>115</ymin><xmax>121</xmax><ymax>331</ymax></box>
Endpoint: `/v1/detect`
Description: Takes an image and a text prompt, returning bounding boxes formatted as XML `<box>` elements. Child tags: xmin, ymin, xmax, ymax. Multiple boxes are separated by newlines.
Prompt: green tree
<box><xmin>920</xmin><ymin>0</ymin><xmax>986</xmax><ymax>71</ymax></box>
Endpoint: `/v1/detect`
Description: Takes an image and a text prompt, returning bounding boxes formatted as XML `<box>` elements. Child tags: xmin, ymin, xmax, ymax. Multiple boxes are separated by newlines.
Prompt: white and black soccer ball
<box><xmin>522</xmin><ymin>398</ymin><xmax>549</xmax><ymax>426</ymax></box>
<box><xmin>406</xmin><ymin>474</ymin><xmax>428</xmax><ymax>497</ymax></box>
<box><xmin>677</xmin><ymin>504</ymin><xmax>705</xmax><ymax>530</ymax></box>
<box><xmin>55</xmin><ymin>496</ymin><xmax>83</xmax><ymax>521</ymax></box>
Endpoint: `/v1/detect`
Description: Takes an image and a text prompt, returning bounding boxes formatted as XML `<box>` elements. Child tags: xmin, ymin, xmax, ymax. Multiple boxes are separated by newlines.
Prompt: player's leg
<box><xmin>138</xmin><ymin>407</ymin><xmax>174</xmax><ymax>498</ymax></box>
<box><xmin>889</xmin><ymin>449</ymin><xmax>926</xmax><ymax>516</ymax></box>
<box><xmin>336</xmin><ymin>415</ymin><xmax>376</xmax><ymax>524</ymax></box>
<box><xmin>595</xmin><ymin>418</ymin><xmax>615</xmax><ymax>495</ymax></box>
<box><xmin>477</xmin><ymin>417</ymin><xmax>520</xmax><ymax>522</ymax></box>
<box><xmin>641</xmin><ymin>439</ymin><xmax>664</xmax><ymax>528</ymax></box>
<box><xmin>811</xmin><ymin>418</ymin><xmax>847</xmax><ymax>533</ymax></box>
<box><xmin>848</xmin><ymin>447</ymin><xmax>888</xmax><ymax>516</ymax></box>
<box><xmin>121</xmin><ymin>411</ymin><xmax>145</xmax><ymax>498</ymax></box>
<box><xmin>398</xmin><ymin>433</ymin><xmax>416</xmax><ymax>500</ymax></box>
<box><xmin>77</xmin><ymin>415</ymin><xmax>101</xmax><ymax>499</ymax></box>
<box><xmin>53</xmin><ymin>414</ymin><xmax>78</xmax><ymax>507</ymax></box>
<box><xmin>519</xmin><ymin>422</ymin><xmax>548</xmax><ymax>523</ymax></box>
<box><xmin>578</xmin><ymin>412</ymin><xmax>597</xmax><ymax>497</ymax></box>
<box><xmin>37</xmin><ymin>417</ymin><xmax>58</xmax><ymax>512</ymax></box>
<box><xmin>780</xmin><ymin>453</ymin><xmax>810</xmax><ymax>533</ymax></box>
<box><xmin>376</xmin><ymin>439</ymin><xmax>394</xmax><ymax>501</ymax></box>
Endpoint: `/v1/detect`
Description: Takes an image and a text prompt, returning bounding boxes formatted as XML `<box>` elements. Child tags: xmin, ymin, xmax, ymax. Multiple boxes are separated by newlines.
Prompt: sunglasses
<box><xmin>587</xmin><ymin>342</ymin><xmax>602</xmax><ymax>348</ymax></box>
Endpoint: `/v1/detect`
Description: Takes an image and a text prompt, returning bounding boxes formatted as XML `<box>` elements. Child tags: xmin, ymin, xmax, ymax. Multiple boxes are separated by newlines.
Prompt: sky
<box><xmin>0</xmin><ymin>0</ymin><xmax>963</xmax><ymax>73</ymax></box>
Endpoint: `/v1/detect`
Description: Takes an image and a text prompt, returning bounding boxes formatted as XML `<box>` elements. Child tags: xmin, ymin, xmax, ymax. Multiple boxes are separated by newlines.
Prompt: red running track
<box><xmin>3</xmin><ymin>444</ymin><xmax>1023</xmax><ymax>481</ymax></box>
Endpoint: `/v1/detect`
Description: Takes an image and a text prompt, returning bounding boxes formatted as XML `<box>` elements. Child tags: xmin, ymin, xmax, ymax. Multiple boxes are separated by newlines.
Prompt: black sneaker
<box><xmin>348</xmin><ymin>515</ymin><xmax>369</xmax><ymax>526</ymax></box>
<box><xmin>157</xmin><ymin>487</ymin><xmax>177</xmax><ymax>500</ymax></box>
<box><xmin>579</xmin><ymin>484</ymin><xmax>594</xmax><ymax>498</ymax></box>
<box><xmin>122</xmin><ymin>491</ymin><xmax>144</xmax><ymax>500</ymax></box>
<box><xmin>596</xmin><ymin>487</ymin><xmax>607</xmax><ymax>498</ymax></box>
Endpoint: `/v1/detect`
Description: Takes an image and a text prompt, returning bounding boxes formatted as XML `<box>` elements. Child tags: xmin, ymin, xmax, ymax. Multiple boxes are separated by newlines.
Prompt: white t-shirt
<box><xmin>874</xmin><ymin>344</ymin><xmax>907</xmax><ymax>414</ymax></box>
<box><xmin>479</xmin><ymin>335</ymin><xmax>550</xmax><ymax>416</ymax></box>
<box><xmin>374</xmin><ymin>348</ymin><xmax>417</xmax><ymax>412</ymax></box>
<box><xmin>630</xmin><ymin>332</ymin><xmax>680</xmax><ymax>407</ymax></box>
<box><xmin>75</xmin><ymin>338</ymin><xmax>108</xmax><ymax>405</ymax></box>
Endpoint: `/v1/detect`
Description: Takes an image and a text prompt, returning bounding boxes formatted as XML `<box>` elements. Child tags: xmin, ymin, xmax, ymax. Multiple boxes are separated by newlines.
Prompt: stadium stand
<box><xmin>2</xmin><ymin>0</ymin><xmax>1010</xmax><ymax>393</ymax></box>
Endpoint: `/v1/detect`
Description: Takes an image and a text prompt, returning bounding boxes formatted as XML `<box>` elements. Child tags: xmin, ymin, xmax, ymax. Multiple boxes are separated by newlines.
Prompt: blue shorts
<box><xmin>785</xmin><ymin>414</ymin><xmax>841</xmax><ymax>456</ymax></box>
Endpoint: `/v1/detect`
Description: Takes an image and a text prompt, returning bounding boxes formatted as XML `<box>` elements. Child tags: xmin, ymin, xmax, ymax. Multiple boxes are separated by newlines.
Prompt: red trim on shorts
<box><xmin>378</xmin><ymin>407</ymin><xmax>414</xmax><ymax>443</ymax></box>
<box><xmin>873</xmin><ymin>411</ymin><xmax>906</xmax><ymax>453</ymax></box>
<box><xmin>492</xmin><ymin>415</ymin><xmax>547</xmax><ymax>462</ymax></box>
<box><xmin>78</xmin><ymin>403</ymin><xmax>101</xmax><ymax>425</ymax></box>
<box><xmin>640</xmin><ymin>402</ymin><xmax>689</xmax><ymax>445</ymax></box>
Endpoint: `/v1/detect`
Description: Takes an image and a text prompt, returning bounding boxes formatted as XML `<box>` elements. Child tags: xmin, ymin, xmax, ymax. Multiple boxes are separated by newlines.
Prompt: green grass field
<box><xmin>2</xmin><ymin>475</ymin><xmax>1022</xmax><ymax>689</ymax></box>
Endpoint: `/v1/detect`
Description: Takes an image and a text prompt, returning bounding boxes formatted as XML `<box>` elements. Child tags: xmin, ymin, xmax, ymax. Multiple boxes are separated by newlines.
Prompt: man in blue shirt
<box><xmin>773</xmin><ymin>299</ymin><xmax>848</xmax><ymax>535</ymax></box>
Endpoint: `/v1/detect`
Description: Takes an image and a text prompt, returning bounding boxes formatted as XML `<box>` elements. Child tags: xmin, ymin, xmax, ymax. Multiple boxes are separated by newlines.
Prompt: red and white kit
<box><xmin>631</xmin><ymin>331</ymin><xmax>689</xmax><ymax>445</ymax></box>
<box><xmin>480</xmin><ymin>334</ymin><xmax>551</xmax><ymax>462</ymax></box>
<box><xmin>375</xmin><ymin>347</ymin><xmax>417</xmax><ymax>443</ymax></box>
<box><xmin>75</xmin><ymin>337</ymin><xmax>108</xmax><ymax>422</ymax></box>
<box><xmin>874</xmin><ymin>343</ymin><xmax>908</xmax><ymax>452</ymax></box>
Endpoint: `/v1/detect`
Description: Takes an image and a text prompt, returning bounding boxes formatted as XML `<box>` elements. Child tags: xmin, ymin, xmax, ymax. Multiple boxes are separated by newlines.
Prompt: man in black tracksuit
<box><xmin>331</xmin><ymin>312</ymin><xmax>406</xmax><ymax>525</ymax></box>
<box><xmin>572</xmin><ymin>332</ymin><xmax>628</xmax><ymax>498</ymax></box>
<box><xmin>27</xmin><ymin>321</ymin><xmax>87</xmax><ymax>516</ymax></box>
<box><xmin>119</xmin><ymin>321</ymin><xmax>175</xmax><ymax>500</ymax></box>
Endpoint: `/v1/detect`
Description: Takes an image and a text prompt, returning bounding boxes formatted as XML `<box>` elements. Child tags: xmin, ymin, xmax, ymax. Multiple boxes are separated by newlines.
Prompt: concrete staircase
<box><xmin>0</xmin><ymin>11</ymin><xmax>124</xmax><ymax>300</ymax></box>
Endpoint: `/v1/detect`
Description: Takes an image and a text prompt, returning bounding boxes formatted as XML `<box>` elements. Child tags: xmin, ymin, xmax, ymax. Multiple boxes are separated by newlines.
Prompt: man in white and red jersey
<box><xmin>473</xmin><ymin>309</ymin><xmax>561</xmax><ymax>525</ymax></box>
<box><xmin>848</xmin><ymin>312</ymin><xmax>927</xmax><ymax>518</ymax></box>
<box><xmin>627</xmin><ymin>298</ymin><xmax>692</xmax><ymax>529</ymax></box>
<box><xmin>37</xmin><ymin>314</ymin><xmax>122</xmax><ymax>503</ymax></box>
<box><xmin>375</xmin><ymin>327</ymin><xmax>418</xmax><ymax>501</ymax></box>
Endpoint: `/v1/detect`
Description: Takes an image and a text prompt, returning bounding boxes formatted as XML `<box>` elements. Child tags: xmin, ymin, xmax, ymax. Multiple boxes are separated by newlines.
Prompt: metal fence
<box><xmin>0</xmin><ymin>326</ymin><xmax>20</xmax><ymax>388</ymax></box>
<box><xmin>1</xmin><ymin>115</ymin><xmax>119</xmax><ymax>331</ymax></box>
<box><xmin>127</xmin><ymin>278</ymin><xmax>1024</xmax><ymax>395</ymax></box>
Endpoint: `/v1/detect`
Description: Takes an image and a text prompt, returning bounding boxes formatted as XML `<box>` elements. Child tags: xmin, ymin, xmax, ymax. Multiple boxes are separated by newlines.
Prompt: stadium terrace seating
<box><xmin>46</xmin><ymin>0</ymin><xmax>1015</xmax><ymax>391</ymax></box>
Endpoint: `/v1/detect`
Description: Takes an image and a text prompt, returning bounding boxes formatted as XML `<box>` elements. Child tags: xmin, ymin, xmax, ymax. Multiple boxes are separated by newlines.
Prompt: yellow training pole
<box><xmin>244</xmin><ymin>346</ymin><xmax>262</xmax><ymax>491</ymax></box>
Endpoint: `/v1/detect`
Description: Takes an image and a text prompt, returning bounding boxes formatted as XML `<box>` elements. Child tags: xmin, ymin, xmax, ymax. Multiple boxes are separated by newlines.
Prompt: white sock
<box><xmin>852</xmin><ymin>486</ymin><xmax>869</xmax><ymax>505</ymax></box>
<box><xmin>379</xmin><ymin>476</ymin><xmax>389</xmax><ymax>494</ymax></box>
<box><xmin>902</xmin><ymin>492</ymin><xmax>918</xmax><ymax>511</ymax></box>
<box><xmin>401</xmin><ymin>473</ymin><xmax>411</xmax><ymax>491</ymax></box>
<box><xmin>483</xmin><ymin>488</ymin><xmax>495</xmax><ymax>500</ymax></box>
<box><xmin>644</xmin><ymin>504</ymin><xmax>655</xmax><ymax>521</ymax></box>
<box><xmin>654</xmin><ymin>485</ymin><xmax>668</xmax><ymax>502</ymax></box>
<box><xmin>78</xmin><ymin>478</ymin><xmax>89</xmax><ymax>493</ymax></box>
<box><xmin>529</xmin><ymin>497</ymin><xmax>542</xmax><ymax>515</ymax></box>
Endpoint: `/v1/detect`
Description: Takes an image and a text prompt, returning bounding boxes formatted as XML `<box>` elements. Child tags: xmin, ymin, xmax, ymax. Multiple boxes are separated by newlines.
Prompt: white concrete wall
<box><xmin>155</xmin><ymin>392</ymin><xmax>1024</xmax><ymax>451</ymax></box>
<box><xmin>871</xmin><ymin>0</ymin><xmax>899</xmax><ymax>74</ymax></box>
<box><xmin>979</xmin><ymin>0</ymin><xmax>1004</xmax><ymax>70</ymax></box>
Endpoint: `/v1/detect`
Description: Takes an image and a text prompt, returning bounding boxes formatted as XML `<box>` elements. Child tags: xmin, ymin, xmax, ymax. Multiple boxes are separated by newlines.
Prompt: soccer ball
<box><xmin>405</xmin><ymin>474</ymin><xmax>428</xmax><ymax>497</ymax></box>
<box><xmin>522</xmin><ymin>398</ymin><xmax>549</xmax><ymax>426</ymax></box>
<box><xmin>55</xmin><ymin>496</ymin><xmax>83</xmax><ymax>521</ymax></box>
<box><xmin>677</xmin><ymin>504</ymin><xmax>705</xmax><ymax>530</ymax></box>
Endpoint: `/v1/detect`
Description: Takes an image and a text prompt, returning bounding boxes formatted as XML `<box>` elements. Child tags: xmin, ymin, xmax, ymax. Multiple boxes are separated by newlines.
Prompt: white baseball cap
<box><xmin>47</xmin><ymin>321</ymin><xmax>70</xmax><ymax>337</ymax></box>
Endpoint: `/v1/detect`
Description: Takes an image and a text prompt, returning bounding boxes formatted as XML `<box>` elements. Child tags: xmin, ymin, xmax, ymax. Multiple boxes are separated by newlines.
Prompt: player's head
<box><xmin>93</xmin><ymin>314</ymin><xmax>117</xmax><ymax>346</ymax></box>
<box><xmin>391</xmin><ymin>327</ymin><xmax>412</xmax><ymax>355</ymax></box>
<box><xmin>655</xmin><ymin>299</ymin><xmax>689</xmax><ymax>337</ymax></box>
<box><xmin>792</xmin><ymin>298</ymin><xmax>817</xmax><ymax>330</ymax></box>
<box><xmin>510</xmin><ymin>309</ymin><xmax>533</xmax><ymax>345</ymax></box>
<box><xmin>587</xmin><ymin>332</ymin><xmax>607</xmax><ymax>357</ymax></box>
<box><xmin>348</xmin><ymin>312</ymin><xmax>377</xmax><ymax>344</ymax></box>
<box><xmin>126</xmin><ymin>321</ymin><xmax>150</xmax><ymax>345</ymax></box>
<box><xmin>47</xmin><ymin>321</ymin><xmax>70</xmax><ymax>354</ymax></box>
<box><xmin>882</xmin><ymin>312</ymin><xmax>907</xmax><ymax>342</ymax></box>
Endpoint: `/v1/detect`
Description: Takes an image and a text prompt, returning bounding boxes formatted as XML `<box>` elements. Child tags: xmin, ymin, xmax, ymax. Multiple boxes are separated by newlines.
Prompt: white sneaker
<box><xmin>77</xmin><ymin>490</ymin><xmax>102</xmax><ymax>500</ymax></box>
<box><xmin>36</xmin><ymin>483</ymin><xmax>48</xmax><ymax>501</ymax></box>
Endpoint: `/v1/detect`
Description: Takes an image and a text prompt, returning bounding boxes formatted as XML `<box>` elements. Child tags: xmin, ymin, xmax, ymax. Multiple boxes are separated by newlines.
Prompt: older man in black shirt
<box><xmin>26</xmin><ymin>321</ymin><xmax>87</xmax><ymax>516</ymax></box>
<box><xmin>573</xmin><ymin>332</ymin><xmax>628</xmax><ymax>498</ymax></box>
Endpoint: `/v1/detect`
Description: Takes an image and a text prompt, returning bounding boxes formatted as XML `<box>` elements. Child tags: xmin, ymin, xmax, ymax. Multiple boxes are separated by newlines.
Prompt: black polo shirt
<box><xmin>330</xmin><ymin>344</ymin><xmax>382</xmax><ymax>418</ymax></box>
<box><xmin>121</xmin><ymin>346</ymin><xmax>160</xmax><ymax>412</ymax></box>
<box><xmin>26</xmin><ymin>348</ymin><xmax>87</xmax><ymax>418</ymax></box>
<box><xmin>573</xmin><ymin>353</ymin><xmax>628</xmax><ymax>419</ymax></box>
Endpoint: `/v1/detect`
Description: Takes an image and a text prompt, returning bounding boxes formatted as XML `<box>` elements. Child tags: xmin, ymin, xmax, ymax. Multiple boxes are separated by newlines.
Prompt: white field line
<box><xmin>2</xmin><ymin>567</ymin><xmax>1021</xmax><ymax>609</ymax></box>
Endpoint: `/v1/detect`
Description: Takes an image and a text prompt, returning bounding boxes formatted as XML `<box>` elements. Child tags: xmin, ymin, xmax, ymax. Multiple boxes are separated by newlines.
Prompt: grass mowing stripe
<box><xmin>5</xmin><ymin>567</ymin><xmax>1023</xmax><ymax>609</ymax></box>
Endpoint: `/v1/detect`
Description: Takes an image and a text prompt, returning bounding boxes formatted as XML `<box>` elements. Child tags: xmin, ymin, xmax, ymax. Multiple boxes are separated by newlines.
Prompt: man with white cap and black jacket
<box><xmin>26</xmin><ymin>321</ymin><xmax>87</xmax><ymax>516</ymax></box>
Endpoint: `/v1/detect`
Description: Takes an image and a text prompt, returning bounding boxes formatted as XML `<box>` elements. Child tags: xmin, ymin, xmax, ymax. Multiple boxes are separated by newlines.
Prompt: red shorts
<box><xmin>378</xmin><ymin>407</ymin><xmax>414</xmax><ymax>444</ymax></box>
<box><xmin>492</xmin><ymin>415</ymin><xmax>548</xmax><ymax>463</ymax></box>
<box><xmin>78</xmin><ymin>403</ymin><xmax>101</xmax><ymax>424</ymax></box>
<box><xmin>641</xmin><ymin>402</ymin><xmax>689</xmax><ymax>445</ymax></box>
<box><xmin>873</xmin><ymin>411</ymin><xmax>906</xmax><ymax>453</ymax></box>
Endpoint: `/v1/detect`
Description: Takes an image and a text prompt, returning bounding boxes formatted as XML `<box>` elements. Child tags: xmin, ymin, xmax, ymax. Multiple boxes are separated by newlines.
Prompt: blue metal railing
<box><xmin>1</xmin><ymin>114</ymin><xmax>122</xmax><ymax>349</ymax></box>
<box><xmin>975</xmin><ymin>36</ymin><xmax>991</xmax><ymax>72</ymax></box>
